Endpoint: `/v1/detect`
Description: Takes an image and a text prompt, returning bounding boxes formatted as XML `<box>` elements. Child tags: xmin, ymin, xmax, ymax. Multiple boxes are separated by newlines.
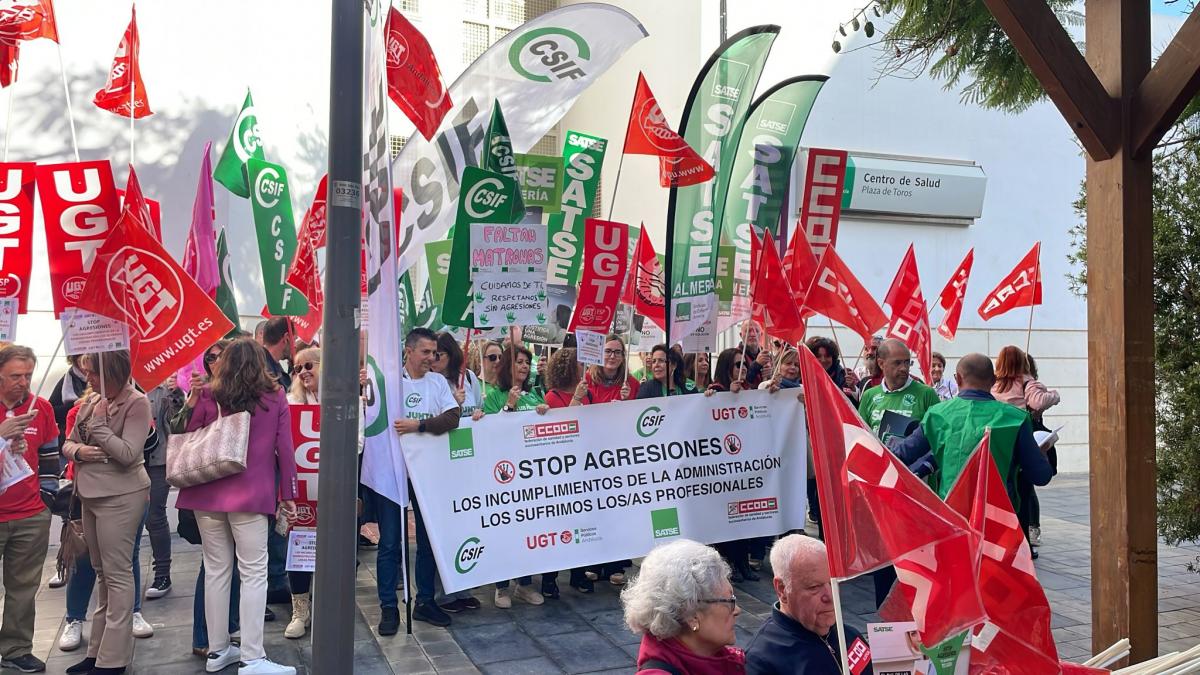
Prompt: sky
<box><xmin>1152</xmin><ymin>0</ymin><xmax>1191</xmax><ymax>16</ymax></box>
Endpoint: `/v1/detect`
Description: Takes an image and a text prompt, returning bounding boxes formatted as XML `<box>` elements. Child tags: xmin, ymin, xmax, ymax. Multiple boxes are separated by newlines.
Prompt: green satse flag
<box><xmin>546</xmin><ymin>130</ymin><xmax>607</xmax><ymax>287</ymax></box>
<box><xmin>424</xmin><ymin>239</ymin><xmax>453</xmax><ymax>306</ymax></box>
<box><xmin>215</xmin><ymin>227</ymin><xmax>241</xmax><ymax>336</ymax></box>
<box><xmin>919</xmin><ymin>632</ymin><xmax>968</xmax><ymax>675</ymax></box>
<box><xmin>245</xmin><ymin>158</ymin><xmax>309</xmax><ymax>316</ymax></box>
<box><xmin>401</xmin><ymin>271</ymin><xmax>447</xmax><ymax>335</ymax></box>
<box><xmin>719</xmin><ymin>76</ymin><xmax>827</xmax><ymax>330</ymax></box>
<box><xmin>515</xmin><ymin>153</ymin><xmax>563</xmax><ymax>212</ymax></box>
<box><xmin>666</xmin><ymin>26</ymin><xmax>779</xmax><ymax>344</ymax></box>
<box><xmin>441</xmin><ymin>166</ymin><xmax>522</xmax><ymax>328</ymax></box>
<box><xmin>483</xmin><ymin>101</ymin><xmax>525</xmax><ymax>213</ymax></box>
<box><xmin>214</xmin><ymin>90</ymin><xmax>265</xmax><ymax>198</ymax></box>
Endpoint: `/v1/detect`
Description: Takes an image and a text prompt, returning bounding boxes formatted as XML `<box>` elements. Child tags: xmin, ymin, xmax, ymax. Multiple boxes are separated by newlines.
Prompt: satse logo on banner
<box><xmin>509</xmin><ymin>28</ymin><xmax>589</xmax><ymax>82</ymax></box>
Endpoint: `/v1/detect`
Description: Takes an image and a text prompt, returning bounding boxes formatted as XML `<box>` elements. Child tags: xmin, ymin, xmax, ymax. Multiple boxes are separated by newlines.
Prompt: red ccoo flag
<box><xmin>978</xmin><ymin>243</ymin><xmax>1041</xmax><ymax>321</ymax></box>
<box><xmin>883</xmin><ymin>245</ymin><xmax>933</xmax><ymax>381</ymax></box>
<box><xmin>0</xmin><ymin>0</ymin><xmax>58</xmax><ymax>43</ymax></box>
<box><xmin>385</xmin><ymin>7</ymin><xmax>451</xmax><ymax>141</ymax></box>
<box><xmin>750</xmin><ymin>230</ymin><xmax>805</xmax><ymax>345</ymax></box>
<box><xmin>801</xmin><ymin>247</ymin><xmax>888</xmax><ymax>344</ymax></box>
<box><xmin>620</xmin><ymin>225</ymin><xmax>666</xmax><ymax>332</ymax></box>
<box><xmin>93</xmin><ymin>6</ymin><xmax>151</xmax><ymax>118</ymax></box>
<box><xmin>623</xmin><ymin>72</ymin><xmax>714</xmax><ymax>188</ymax></box>
<box><xmin>936</xmin><ymin>248</ymin><xmax>973</xmax><ymax>341</ymax></box>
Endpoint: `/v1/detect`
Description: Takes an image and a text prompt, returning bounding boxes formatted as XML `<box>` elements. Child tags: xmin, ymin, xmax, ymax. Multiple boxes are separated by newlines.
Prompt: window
<box><xmin>396</xmin><ymin>0</ymin><xmax>420</xmax><ymax>13</ymax></box>
<box><xmin>529</xmin><ymin>133</ymin><xmax>558</xmax><ymax>157</ymax></box>
<box><xmin>390</xmin><ymin>135</ymin><xmax>408</xmax><ymax>160</ymax></box>
<box><xmin>462</xmin><ymin>21</ymin><xmax>490</xmax><ymax>64</ymax></box>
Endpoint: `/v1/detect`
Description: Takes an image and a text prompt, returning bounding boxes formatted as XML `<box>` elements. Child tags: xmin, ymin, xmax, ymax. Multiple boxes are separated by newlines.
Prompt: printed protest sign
<box><xmin>515</xmin><ymin>154</ymin><xmax>562</xmax><ymax>212</ymax></box>
<box><xmin>472</xmin><ymin>272</ymin><xmax>547</xmax><ymax>328</ymax></box>
<box><xmin>61</xmin><ymin>308</ymin><xmax>130</xmax><ymax>356</ymax></box>
<box><xmin>575</xmin><ymin>329</ymin><xmax>605</xmax><ymax>366</ymax></box>
<box><xmin>442</xmin><ymin>167</ymin><xmax>522</xmax><ymax>328</ymax></box>
<box><xmin>404</xmin><ymin>389</ymin><xmax>806</xmax><ymax>593</ymax></box>
<box><xmin>0</xmin><ymin>297</ymin><xmax>17</xmax><ymax>342</ymax></box>
<box><xmin>523</xmin><ymin>284</ymin><xmax>576</xmax><ymax>345</ymax></box>
<box><xmin>568</xmin><ymin>219</ymin><xmax>628</xmax><ymax>334</ymax></box>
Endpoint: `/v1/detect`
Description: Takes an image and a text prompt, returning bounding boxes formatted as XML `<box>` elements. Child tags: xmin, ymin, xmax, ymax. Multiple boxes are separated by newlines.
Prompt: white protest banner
<box><xmin>575</xmin><ymin>329</ymin><xmax>604</xmax><ymax>366</ymax></box>
<box><xmin>0</xmin><ymin>298</ymin><xmax>16</xmax><ymax>342</ymax></box>
<box><xmin>474</xmin><ymin>272</ymin><xmax>547</xmax><ymax>329</ymax></box>
<box><xmin>61</xmin><ymin>308</ymin><xmax>130</xmax><ymax>356</ymax></box>
<box><xmin>469</xmin><ymin>223</ymin><xmax>547</xmax><ymax>273</ymax></box>
<box><xmin>403</xmin><ymin>388</ymin><xmax>807</xmax><ymax>593</ymax></box>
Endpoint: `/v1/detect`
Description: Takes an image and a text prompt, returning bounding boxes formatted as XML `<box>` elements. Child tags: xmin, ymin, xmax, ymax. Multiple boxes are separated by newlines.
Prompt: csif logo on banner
<box><xmin>636</xmin><ymin>406</ymin><xmax>665</xmax><ymax>438</ymax></box>
<box><xmin>232</xmin><ymin>105</ymin><xmax>263</xmax><ymax>164</ymax></box>
<box><xmin>105</xmin><ymin>247</ymin><xmax>182</xmax><ymax>341</ymax></box>
<box><xmin>508</xmin><ymin>28</ymin><xmax>590</xmax><ymax>82</ymax></box>
<box><xmin>455</xmin><ymin>536</ymin><xmax>485</xmax><ymax>574</ymax></box>
<box><xmin>464</xmin><ymin>177</ymin><xmax>510</xmax><ymax>220</ymax></box>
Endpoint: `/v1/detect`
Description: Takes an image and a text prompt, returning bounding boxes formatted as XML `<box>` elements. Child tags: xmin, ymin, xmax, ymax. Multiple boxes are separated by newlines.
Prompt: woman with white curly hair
<box><xmin>621</xmin><ymin>539</ymin><xmax>745</xmax><ymax>674</ymax></box>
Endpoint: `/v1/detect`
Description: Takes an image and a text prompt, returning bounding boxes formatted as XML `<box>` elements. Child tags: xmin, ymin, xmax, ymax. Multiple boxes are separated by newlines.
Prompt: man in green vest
<box><xmin>894</xmin><ymin>353</ymin><xmax>1054</xmax><ymax>505</ymax></box>
<box><xmin>857</xmin><ymin>339</ymin><xmax>941</xmax><ymax>446</ymax></box>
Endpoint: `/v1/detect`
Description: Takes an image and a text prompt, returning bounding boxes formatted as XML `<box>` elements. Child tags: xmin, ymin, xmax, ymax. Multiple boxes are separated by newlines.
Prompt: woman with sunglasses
<box><xmin>584</xmin><ymin>335</ymin><xmax>639</xmax><ymax>403</ymax></box>
<box><xmin>622</xmin><ymin>539</ymin><xmax>744</xmax><ymax>674</ymax></box>
<box><xmin>476</xmin><ymin>341</ymin><xmax>505</xmax><ymax>400</ymax></box>
<box><xmin>704</xmin><ymin>348</ymin><xmax>758</xmax><ymax>582</ymax></box>
<box><xmin>282</xmin><ymin>348</ymin><xmax>320</xmax><ymax>639</ymax></box>
<box><xmin>481</xmin><ymin>345</ymin><xmax>549</xmax><ymax>607</ymax></box>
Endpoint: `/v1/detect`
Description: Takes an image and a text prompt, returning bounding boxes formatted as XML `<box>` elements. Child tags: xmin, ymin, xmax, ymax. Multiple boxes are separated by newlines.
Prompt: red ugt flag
<box><xmin>936</xmin><ymin>248</ymin><xmax>973</xmax><ymax>341</ymax></box>
<box><xmin>623</xmin><ymin>72</ymin><xmax>714</xmax><ymax>188</ymax></box>
<box><xmin>978</xmin><ymin>243</ymin><xmax>1041</xmax><ymax>321</ymax></box>
<box><xmin>75</xmin><ymin>213</ymin><xmax>234</xmax><ymax>391</ymax></box>
<box><xmin>883</xmin><ymin>244</ymin><xmax>933</xmax><ymax>381</ymax></box>
<box><xmin>750</xmin><ymin>230</ymin><xmax>805</xmax><ymax>345</ymax></box>
<box><xmin>286</xmin><ymin>177</ymin><xmax>328</xmax><ymax>344</ymax></box>
<box><xmin>782</xmin><ymin>227</ymin><xmax>819</xmax><ymax>315</ymax></box>
<box><xmin>385</xmin><ymin>7</ymin><xmax>451</xmax><ymax>141</ymax></box>
<box><xmin>119</xmin><ymin>165</ymin><xmax>161</xmax><ymax>241</ymax></box>
<box><xmin>945</xmin><ymin>435</ymin><xmax>1060</xmax><ymax>674</ymax></box>
<box><xmin>801</xmin><ymin>246</ymin><xmax>888</xmax><ymax>344</ymax></box>
<box><xmin>0</xmin><ymin>0</ymin><xmax>58</xmax><ymax>43</ymax></box>
<box><xmin>620</xmin><ymin>225</ymin><xmax>666</xmax><ymax>332</ymax></box>
<box><xmin>0</xmin><ymin>163</ymin><xmax>35</xmax><ymax>312</ymax></box>
<box><xmin>93</xmin><ymin>7</ymin><xmax>152</xmax><ymax>119</ymax></box>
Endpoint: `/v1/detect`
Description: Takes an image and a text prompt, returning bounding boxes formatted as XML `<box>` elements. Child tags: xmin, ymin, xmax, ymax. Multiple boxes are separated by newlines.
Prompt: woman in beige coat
<box><xmin>63</xmin><ymin>350</ymin><xmax>151</xmax><ymax>675</ymax></box>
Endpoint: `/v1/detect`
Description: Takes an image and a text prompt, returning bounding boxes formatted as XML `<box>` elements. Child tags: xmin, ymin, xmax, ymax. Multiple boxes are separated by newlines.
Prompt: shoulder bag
<box><xmin>166</xmin><ymin>402</ymin><xmax>251</xmax><ymax>488</ymax></box>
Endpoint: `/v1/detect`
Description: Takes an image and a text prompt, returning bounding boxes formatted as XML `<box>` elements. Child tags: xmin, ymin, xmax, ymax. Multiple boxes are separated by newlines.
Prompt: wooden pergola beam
<box><xmin>981</xmin><ymin>0</ymin><xmax>1120</xmax><ymax>161</ymax></box>
<box><xmin>1132</xmin><ymin>10</ymin><xmax>1200</xmax><ymax>158</ymax></box>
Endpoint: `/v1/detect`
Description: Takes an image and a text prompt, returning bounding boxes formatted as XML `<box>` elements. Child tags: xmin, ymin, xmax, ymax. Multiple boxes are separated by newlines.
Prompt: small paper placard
<box><xmin>61</xmin><ymin>309</ymin><xmax>130</xmax><ymax>356</ymax></box>
<box><xmin>285</xmin><ymin>529</ymin><xmax>317</xmax><ymax>572</ymax></box>
<box><xmin>575</xmin><ymin>329</ymin><xmax>605</xmax><ymax>366</ymax></box>
<box><xmin>0</xmin><ymin>298</ymin><xmax>17</xmax><ymax>343</ymax></box>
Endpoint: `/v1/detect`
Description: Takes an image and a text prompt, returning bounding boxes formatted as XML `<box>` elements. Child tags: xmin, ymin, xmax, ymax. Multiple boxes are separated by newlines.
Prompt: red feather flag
<box><xmin>385</xmin><ymin>7</ymin><xmax>452</xmax><ymax>141</ymax></box>
<box><xmin>750</xmin><ymin>230</ymin><xmax>805</xmax><ymax>345</ymax></box>
<box><xmin>285</xmin><ymin>177</ymin><xmax>329</xmax><ymax>344</ymax></box>
<box><xmin>978</xmin><ymin>243</ymin><xmax>1041</xmax><ymax>321</ymax></box>
<box><xmin>781</xmin><ymin>227</ymin><xmax>819</xmax><ymax>317</ymax></box>
<box><xmin>620</xmin><ymin>225</ymin><xmax>666</xmax><ymax>332</ymax></box>
<box><xmin>936</xmin><ymin>248</ymin><xmax>973</xmax><ymax>341</ymax></box>
<box><xmin>883</xmin><ymin>245</ymin><xmax>933</xmax><ymax>381</ymax></box>
<box><xmin>801</xmin><ymin>247</ymin><xmax>888</xmax><ymax>344</ymax></box>
<box><xmin>622</xmin><ymin>72</ymin><xmax>714</xmax><ymax>188</ymax></box>
<box><xmin>93</xmin><ymin>6</ymin><xmax>152</xmax><ymax>118</ymax></box>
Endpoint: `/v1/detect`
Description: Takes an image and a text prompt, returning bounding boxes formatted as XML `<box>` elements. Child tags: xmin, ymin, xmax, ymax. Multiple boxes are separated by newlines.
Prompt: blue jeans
<box><xmin>191</xmin><ymin>561</ymin><xmax>240</xmax><ymax>651</ymax></box>
<box><xmin>376</xmin><ymin>491</ymin><xmax>435</xmax><ymax>607</ymax></box>
<box><xmin>66</xmin><ymin>505</ymin><xmax>146</xmax><ymax>621</ymax></box>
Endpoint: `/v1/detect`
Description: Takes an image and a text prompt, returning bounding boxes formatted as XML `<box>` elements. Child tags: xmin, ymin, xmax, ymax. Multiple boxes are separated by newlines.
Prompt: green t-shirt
<box><xmin>482</xmin><ymin>385</ymin><xmax>545</xmax><ymax>413</ymax></box>
<box><xmin>857</xmin><ymin>378</ymin><xmax>942</xmax><ymax>441</ymax></box>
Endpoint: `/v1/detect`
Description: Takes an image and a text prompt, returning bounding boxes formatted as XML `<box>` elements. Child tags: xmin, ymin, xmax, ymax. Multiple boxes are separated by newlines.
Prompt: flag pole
<box><xmin>829</xmin><ymin>577</ymin><xmax>853</xmax><ymax>675</ymax></box>
<box><xmin>1025</xmin><ymin>250</ymin><xmax>1040</xmax><ymax>354</ymax></box>
<box><xmin>56</xmin><ymin>44</ymin><xmax>81</xmax><ymax>162</ymax></box>
<box><xmin>129</xmin><ymin>71</ymin><xmax>135</xmax><ymax>165</ymax></box>
<box><xmin>2</xmin><ymin>82</ymin><xmax>13</xmax><ymax>162</ymax></box>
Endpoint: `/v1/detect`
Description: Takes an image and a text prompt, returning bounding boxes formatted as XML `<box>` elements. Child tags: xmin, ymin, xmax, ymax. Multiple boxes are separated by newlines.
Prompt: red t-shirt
<box><xmin>585</xmin><ymin>371</ymin><xmax>639</xmax><ymax>404</ymax></box>
<box><xmin>0</xmin><ymin>397</ymin><xmax>56</xmax><ymax>522</ymax></box>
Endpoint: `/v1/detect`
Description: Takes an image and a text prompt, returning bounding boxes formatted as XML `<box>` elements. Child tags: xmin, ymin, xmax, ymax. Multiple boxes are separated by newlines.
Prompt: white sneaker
<box><xmin>512</xmin><ymin>584</ymin><xmax>545</xmax><ymax>606</ymax></box>
<box><xmin>238</xmin><ymin>657</ymin><xmax>297</xmax><ymax>674</ymax></box>
<box><xmin>48</xmin><ymin>571</ymin><xmax>66</xmax><ymax>589</ymax></box>
<box><xmin>132</xmin><ymin>612</ymin><xmax>154</xmax><ymax>638</ymax></box>
<box><xmin>1030</xmin><ymin>526</ymin><xmax>1042</xmax><ymax>546</ymax></box>
<box><xmin>206</xmin><ymin>645</ymin><xmax>241</xmax><ymax>673</ymax></box>
<box><xmin>57</xmin><ymin>620</ymin><xmax>83</xmax><ymax>651</ymax></box>
<box><xmin>494</xmin><ymin>588</ymin><xmax>512</xmax><ymax>609</ymax></box>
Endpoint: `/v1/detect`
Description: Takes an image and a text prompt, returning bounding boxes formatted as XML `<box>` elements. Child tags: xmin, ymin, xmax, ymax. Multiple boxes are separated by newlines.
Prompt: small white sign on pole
<box><xmin>574</xmin><ymin>329</ymin><xmax>605</xmax><ymax>366</ymax></box>
<box><xmin>285</xmin><ymin>529</ymin><xmax>317</xmax><ymax>572</ymax></box>
<box><xmin>0</xmin><ymin>298</ymin><xmax>17</xmax><ymax>343</ymax></box>
<box><xmin>61</xmin><ymin>309</ymin><xmax>131</xmax><ymax>356</ymax></box>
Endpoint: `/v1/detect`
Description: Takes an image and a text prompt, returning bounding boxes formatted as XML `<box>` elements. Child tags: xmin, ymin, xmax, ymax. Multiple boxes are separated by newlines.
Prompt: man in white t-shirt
<box><xmin>376</xmin><ymin>328</ymin><xmax>460</xmax><ymax>634</ymax></box>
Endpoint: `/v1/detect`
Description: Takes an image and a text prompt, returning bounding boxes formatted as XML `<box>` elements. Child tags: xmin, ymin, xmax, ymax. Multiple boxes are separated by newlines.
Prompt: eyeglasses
<box><xmin>603</xmin><ymin>349</ymin><xmax>624</xmax><ymax>357</ymax></box>
<box><xmin>294</xmin><ymin>362</ymin><xmax>316</xmax><ymax>372</ymax></box>
<box><xmin>485</xmin><ymin>354</ymin><xmax>500</xmax><ymax>362</ymax></box>
<box><xmin>204</xmin><ymin>353</ymin><xmax>221</xmax><ymax>364</ymax></box>
<box><xmin>701</xmin><ymin>594</ymin><xmax>738</xmax><ymax>608</ymax></box>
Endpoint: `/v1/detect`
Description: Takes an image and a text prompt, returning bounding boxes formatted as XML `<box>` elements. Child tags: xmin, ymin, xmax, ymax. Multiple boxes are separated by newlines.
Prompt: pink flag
<box><xmin>178</xmin><ymin>143</ymin><xmax>220</xmax><ymax>392</ymax></box>
<box><xmin>183</xmin><ymin>142</ymin><xmax>220</xmax><ymax>296</ymax></box>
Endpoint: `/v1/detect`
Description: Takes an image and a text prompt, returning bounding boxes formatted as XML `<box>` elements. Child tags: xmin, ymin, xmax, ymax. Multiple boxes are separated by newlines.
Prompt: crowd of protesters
<box><xmin>0</xmin><ymin>314</ymin><xmax>1062</xmax><ymax>674</ymax></box>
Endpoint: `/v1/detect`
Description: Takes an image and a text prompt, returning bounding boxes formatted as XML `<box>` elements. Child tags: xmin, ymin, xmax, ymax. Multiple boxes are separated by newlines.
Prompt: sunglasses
<box><xmin>485</xmin><ymin>354</ymin><xmax>500</xmax><ymax>362</ymax></box>
<box><xmin>294</xmin><ymin>362</ymin><xmax>316</xmax><ymax>373</ymax></box>
<box><xmin>204</xmin><ymin>352</ymin><xmax>221</xmax><ymax>364</ymax></box>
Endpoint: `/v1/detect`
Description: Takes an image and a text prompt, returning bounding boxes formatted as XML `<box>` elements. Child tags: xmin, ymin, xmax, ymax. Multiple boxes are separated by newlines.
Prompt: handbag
<box><xmin>54</xmin><ymin>493</ymin><xmax>88</xmax><ymax>582</ymax></box>
<box><xmin>165</xmin><ymin>403</ymin><xmax>251</xmax><ymax>488</ymax></box>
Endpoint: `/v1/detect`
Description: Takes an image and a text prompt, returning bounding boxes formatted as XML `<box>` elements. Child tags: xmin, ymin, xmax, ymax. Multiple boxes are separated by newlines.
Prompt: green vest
<box><xmin>923</xmin><ymin>397</ymin><xmax>1029</xmax><ymax>499</ymax></box>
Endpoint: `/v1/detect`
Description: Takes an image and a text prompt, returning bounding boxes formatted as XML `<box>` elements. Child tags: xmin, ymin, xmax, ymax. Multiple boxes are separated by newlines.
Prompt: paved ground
<box><xmin>22</xmin><ymin>472</ymin><xmax>1200</xmax><ymax>673</ymax></box>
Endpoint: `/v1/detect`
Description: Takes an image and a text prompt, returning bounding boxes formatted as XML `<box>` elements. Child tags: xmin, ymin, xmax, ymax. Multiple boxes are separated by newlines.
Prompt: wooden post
<box><xmin>1082</xmin><ymin>0</ymin><xmax>1156</xmax><ymax>662</ymax></box>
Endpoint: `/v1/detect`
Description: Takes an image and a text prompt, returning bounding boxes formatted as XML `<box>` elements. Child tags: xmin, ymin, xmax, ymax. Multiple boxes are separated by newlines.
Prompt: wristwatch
<box><xmin>503</xmin><ymin>405</ymin><xmax>515</xmax><ymax>412</ymax></box>
<box><xmin>418</xmin><ymin>420</ymin><xmax>427</xmax><ymax>433</ymax></box>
